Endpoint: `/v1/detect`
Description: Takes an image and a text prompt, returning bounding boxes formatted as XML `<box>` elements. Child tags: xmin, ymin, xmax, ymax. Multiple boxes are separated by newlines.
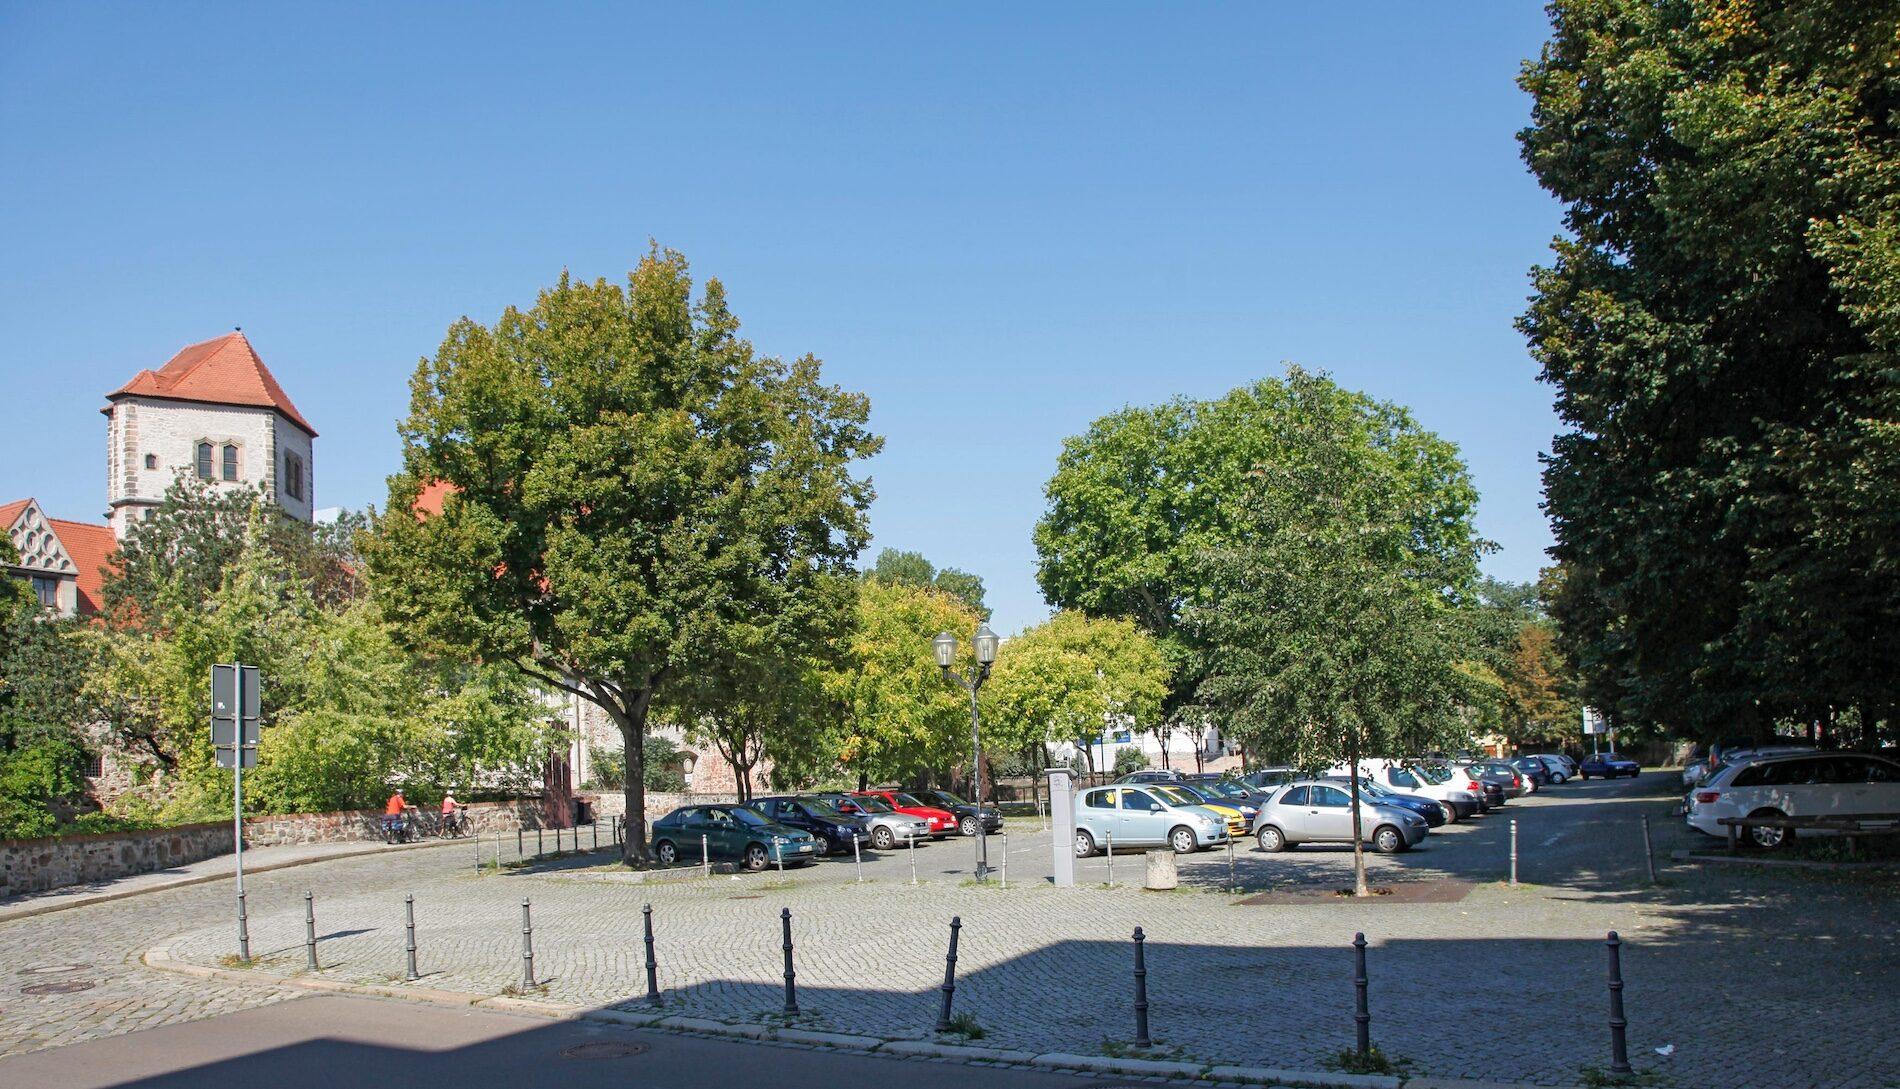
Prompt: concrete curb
<box><xmin>142</xmin><ymin>941</ymin><xmax>1588</xmax><ymax>1088</ymax></box>
<box><xmin>1669</xmin><ymin>848</ymin><xmax>1899</xmax><ymax>871</ymax></box>
<box><xmin>1</xmin><ymin>837</ymin><xmax>464</xmax><ymax>924</ymax></box>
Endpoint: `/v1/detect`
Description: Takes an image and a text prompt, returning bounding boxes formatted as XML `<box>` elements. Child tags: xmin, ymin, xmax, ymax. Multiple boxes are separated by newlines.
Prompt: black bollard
<box><xmin>537</xmin><ymin>826</ymin><xmax>543</xmax><ymax>858</ymax></box>
<box><xmin>521</xmin><ymin>898</ymin><xmax>535</xmax><ymax>989</ymax></box>
<box><xmin>1606</xmin><ymin>931</ymin><xmax>1632</xmax><ymax>1075</ymax></box>
<box><xmin>934</xmin><ymin>916</ymin><xmax>963</xmax><ymax>1032</ymax></box>
<box><xmin>517</xmin><ymin>826</ymin><xmax>523</xmax><ymax>858</ymax></box>
<box><xmin>593</xmin><ymin>820</ymin><xmax>599</xmax><ymax>851</ymax></box>
<box><xmin>304</xmin><ymin>890</ymin><xmax>318</xmax><ymax>971</ymax></box>
<box><xmin>1353</xmin><ymin>932</ymin><xmax>1370</xmax><ymax>1058</ymax></box>
<box><xmin>643</xmin><ymin>903</ymin><xmax>660</xmax><ymax>1007</ymax></box>
<box><xmin>780</xmin><ymin>908</ymin><xmax>799</xmax><ymax>1014</ymax></box>
<box><xmin>237</xmin><ymin>889</ymin><xmax>250</xmax><ymax>962</ymax></box>
<box><xmin>1132</xmin><ymin>926</ymin><xmax>1152</xmax><ymax>1048</ymax></box>
<box><xmin>404</xmin><ymin>894</ymin><xmax>419</xmax><ymax>981</ymax></box>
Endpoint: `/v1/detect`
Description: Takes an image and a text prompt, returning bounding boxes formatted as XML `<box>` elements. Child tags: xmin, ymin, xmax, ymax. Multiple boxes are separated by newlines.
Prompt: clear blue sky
<box><xmin>0</xmin><ymin>4</ymin><xmax>1563</xmax><ymax>636</ymax></box>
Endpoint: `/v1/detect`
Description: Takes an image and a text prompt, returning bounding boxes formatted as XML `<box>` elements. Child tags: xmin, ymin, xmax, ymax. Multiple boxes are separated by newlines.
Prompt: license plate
<box><xmin>798</xmin><ymin>844</ymin><xmax>813</xmax><ymax>852</ymax></box>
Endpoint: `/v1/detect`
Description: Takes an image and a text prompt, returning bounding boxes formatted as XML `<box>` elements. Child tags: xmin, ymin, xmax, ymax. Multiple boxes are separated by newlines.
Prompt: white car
<box><xmin>1686</xmin><ymin>752</ymin><xmax>1900</xmax><ymax>848</ymax></box>
<box><xmin>1333</xmin><ymin>759</ymin><xmax>1479</xmax><ymax>821</ymax></box>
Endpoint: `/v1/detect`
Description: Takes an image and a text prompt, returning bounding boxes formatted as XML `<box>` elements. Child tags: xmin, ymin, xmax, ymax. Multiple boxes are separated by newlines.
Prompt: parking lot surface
<box><xmin>4</xmin><ymin>773</ymin><xmax>1896</xmax><ymax>1089</ymax></box>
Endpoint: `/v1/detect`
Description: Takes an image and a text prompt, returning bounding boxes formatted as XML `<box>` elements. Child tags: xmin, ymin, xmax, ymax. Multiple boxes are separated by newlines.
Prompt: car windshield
<box><xmin>800</xmin><ymin>798</ymin><xmax>843</xmax><ymax>816</ymax></box>
<box><xmin>728</xmin><ymin>808</ymin><xmax>769</xmax><ymax>828</ymax></box>
<box><xmin>1353</xmin><ymin>781</ymin><xmax>1392</xmax><ymax>797</ymax></box>
<box><xmin>1151</xmin><ymin>786</ymin><xmax>1198</xmax><ymax>806</ymax></box>
<box><xmin>849</xmin><ymin>795</ymin><xmax>894</xmax><ymax>813</ymax></box>
<box><xmin>890</xmin><ymin>792</ymin><xmax>928</xmax><ymax>808</ymax></box>
<box><xmin>1197</xmin><ymin>780</ymin><xmax>1245</xmax><ymax>798</ymax></box>
<box><xmin>930</xmin><ymin>791</ymin><xmax>968</xmax><ymax>806</ymax></box>
<box><xmin>1410</xmin><ymin>765</ymin><xmax>1447</xmax><ymax>784</ymax></box>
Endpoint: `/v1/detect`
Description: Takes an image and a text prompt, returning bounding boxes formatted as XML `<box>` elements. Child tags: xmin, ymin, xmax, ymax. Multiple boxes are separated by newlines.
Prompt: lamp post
<box><xmin>934</xmin><ymin>625</ymin><xmax>998</xmax><ymax>882</ymax></box>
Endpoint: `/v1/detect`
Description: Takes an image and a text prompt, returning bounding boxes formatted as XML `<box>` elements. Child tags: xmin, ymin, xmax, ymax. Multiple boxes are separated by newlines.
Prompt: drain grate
<box><xmin>22</xmin><ymin>980</ymin><xmax>96</xmax><ymax>995</ymax></box>
<box><xmin>560</xmin><ymin>1041</ymin><xmax>649</xmax><ymax>1060</ymax></box>
<box><xmin>19</xmin><ymin>964</ymin><xmax>89</xmax><ymax>976</ymax></box>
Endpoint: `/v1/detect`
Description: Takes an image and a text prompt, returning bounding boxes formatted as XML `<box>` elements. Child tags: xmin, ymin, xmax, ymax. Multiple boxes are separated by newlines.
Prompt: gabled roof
<box><xmin>1</xmin><ymin>499</ymin><xmax>115</xmax><ymax>615</ymax></box>
<box><xmin>106</xmin><ymin>331</ymin><xmax>317</xmax><ymax>436</ymax></box>
<box><xmin>47</xmin><ymin>518</ymin><xmax>114</xmax><ymax>615</ymax></box>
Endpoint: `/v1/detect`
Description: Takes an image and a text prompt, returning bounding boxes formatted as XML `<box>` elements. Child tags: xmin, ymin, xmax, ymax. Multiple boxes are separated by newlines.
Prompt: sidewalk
<box><xmin>0</xmin><ymin>837</ymin><xmax>455</xmax><ymax>924</ymax></box>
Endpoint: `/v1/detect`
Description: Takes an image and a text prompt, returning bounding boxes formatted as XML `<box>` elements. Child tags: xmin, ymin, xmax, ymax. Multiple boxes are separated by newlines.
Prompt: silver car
<box><xmin>1073</xmin><ymin>784</ymin><xmax>1229</xmax><ymax>856</ymax></box>
<box><xmin>1250</xmin><ymin>780</ymin><xmax>1429</xmax><ymax>854</ymax></box>
<box><xmin>811</xmin><ymin>792</ymin><xmax>930</xmax><ymax>850</ymax></box>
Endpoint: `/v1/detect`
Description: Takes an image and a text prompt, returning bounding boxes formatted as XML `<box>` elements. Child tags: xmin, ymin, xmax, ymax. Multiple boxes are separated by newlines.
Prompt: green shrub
<box><xmin>0</xmin><ymin>739</ymin><xmax>86</xmax><ymax>839</ymax></box>
<box><xmin>1113</xmin><ymin>747</ymin><xmax>1149</xmax><ymax>776</ymax></box>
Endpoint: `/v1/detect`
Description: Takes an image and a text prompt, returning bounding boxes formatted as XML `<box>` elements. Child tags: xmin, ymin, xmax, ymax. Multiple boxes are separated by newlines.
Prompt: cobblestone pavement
<box><xmin>6</xmin><ymin>774</ymin><xmax>1897</xmax><ymax>1089</ymax></box>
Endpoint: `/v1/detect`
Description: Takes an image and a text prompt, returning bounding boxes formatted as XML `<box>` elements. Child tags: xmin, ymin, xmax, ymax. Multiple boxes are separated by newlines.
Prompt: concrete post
<box><xmin>1046</xmin><ymin>767</ymin><xmax>1075</xmax><ymax>888</ymax></box>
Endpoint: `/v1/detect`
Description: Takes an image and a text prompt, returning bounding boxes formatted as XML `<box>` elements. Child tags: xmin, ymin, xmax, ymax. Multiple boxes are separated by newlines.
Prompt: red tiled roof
<box><xmin>47</xmin><ymin>518</ymin><xmax>115</xmax><ymax>615</ymax></box>
<box><xmin>106</xmin><ymin>332</ymin><xmax>317</xmax><ymax>436</ymax></box>
<box><xmin>0</xmin><ymin>499</ymin><xmax>28</xmax><ymax>529</ymax></box>
<box><xmin>413</xmin><ymin>479</ymin><xmax>458</xmax><ymax>517</ymax></box>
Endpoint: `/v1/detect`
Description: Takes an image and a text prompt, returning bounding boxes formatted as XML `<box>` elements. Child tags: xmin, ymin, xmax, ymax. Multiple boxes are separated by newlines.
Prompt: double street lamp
<box><xmin>933</xmin><ymin>624</ymin><xmax>999</xmax><ymax>881</ymax></box>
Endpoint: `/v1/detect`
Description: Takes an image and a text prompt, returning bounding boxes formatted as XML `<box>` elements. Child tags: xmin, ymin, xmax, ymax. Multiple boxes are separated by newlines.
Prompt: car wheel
<box><xmin>1552</xmin><ymin>773</ymin><xmax>1567</xmax><ymax>784</ymax></box>
<box><xmin>959</xmin><ymin>816</ymin><xmax>979</xmax><ymax>837</ymax></box>
<box><xmin>1373</xmin><ymin>825</ymin><xmax>1406</xmax><ymax>854</ymax></box>
<box><xmin>1255</xmin><ymin>825</ymin><xmax>1287</xmax><ymax>853</ymax></box>
<box><xmin>1440</xmin><ymin>803</ymin><xmax>1458</xmax><ymax>824</ymax></box>
<box><xmin>1169</xmin><ymin>826</ymin><xmax>1197</xmax><ymax>854</ymax></box>
<box><xmin>1746</xmin><ymin>808</ymin><xmax>1793</xmax><ymax>851</ymax></box>
<box><xmin>744</xmin><ymin>843</ymin><xmax>770</xmax><ymax>872</ymax></box>
<box><xmin>871</xmin><ymin>826</ymin><xmax>895</xmax><ymax>851</ymax></box>
<box><xmin>655</xmin><ymin>840</ymin><xmax>678</xmax><ymax>866</ymax></box>
<box><xmin>1074</xmin><ymin>829</ymin><xmax>1097</xmax><ymax>858</ymax></box>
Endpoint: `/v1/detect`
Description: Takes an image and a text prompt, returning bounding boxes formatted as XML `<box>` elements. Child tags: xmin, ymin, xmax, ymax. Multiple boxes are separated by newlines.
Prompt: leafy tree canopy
<box><xmin>364</xmin><ymin>249</ymin><xmax>880</xmax><ymax>862</ymax></box>
<box><xmin>866</xmin><ymin>548</ymin><xmax>988</xmax><ymax>618</ymax></box>
<box><xmin>985</xmin><ymin>611</ymin><xmax>1169</xmax><ymax>771</ymax></box>
<box><xmin>1521</xmin><ymin>0</ymin><xmax>1900</xmax><ymax>744</ymax></box>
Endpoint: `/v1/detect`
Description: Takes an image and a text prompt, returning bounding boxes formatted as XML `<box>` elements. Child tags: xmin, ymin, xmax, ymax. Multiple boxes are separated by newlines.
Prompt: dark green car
<box><xmin>650</xmin><ymin>804</ymin><xmax>820</xmax><ymax>871</ymax></box>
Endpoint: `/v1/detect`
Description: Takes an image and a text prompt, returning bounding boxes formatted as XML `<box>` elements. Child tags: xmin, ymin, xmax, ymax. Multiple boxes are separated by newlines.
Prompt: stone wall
<box><xmin>0</xmin><ymin>822</ymin><xmax>229</xmax><ymax>899</ymax></box>
<box><xmin>581</xmin><ymin>789</ymin><xmax>739</xmax><ymax>830</ymax></box>
<box><xmin>243</xmin><ymin>799</ymin><xmax>544</xmax><ymax>847</ymax></box>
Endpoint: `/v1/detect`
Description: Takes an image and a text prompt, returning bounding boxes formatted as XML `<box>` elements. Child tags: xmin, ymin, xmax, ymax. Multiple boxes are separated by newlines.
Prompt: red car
<box><xmin>852</xmin><ymin>789</ymin><xmax>957</xmax><ymax>840</ymax></box>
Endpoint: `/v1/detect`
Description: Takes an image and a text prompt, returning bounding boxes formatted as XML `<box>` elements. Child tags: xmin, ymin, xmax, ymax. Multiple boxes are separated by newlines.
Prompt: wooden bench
<box><xmin>1718</xmin><ymin>812</ymin><xmax>1900</xmax><ymax>856</ymax></box>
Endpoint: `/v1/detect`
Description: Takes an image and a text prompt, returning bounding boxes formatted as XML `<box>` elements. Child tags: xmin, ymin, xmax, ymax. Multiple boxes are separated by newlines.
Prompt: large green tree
<box><xmin>1522</xmin><ymin>1</ymin><xmax>1900</xmax><ymax>744</ymax></box>
<box><xmin>0</xmin><ymin>538</ymin><xmax>90</xmax><ymax>836</ymax></box>
<box><xmin>364</xmin><ymin>251</ymin><xmax>879</xmax><ymax>863</ymax></box>
<box><xmin>985</xmin><ymin>611</ymin><xmax>1169</xmax><ymax>777</ymax></box>
<box><xmin>866</xmin><ymin>548</ymin><xmax>989</xmax><ymax>618</ymax></box>
<box><xmin>1187</xmin><ymin>368</ymin><xmax>1484</xmax><ymax>896</ymax></box>
<box><xmin>1036</xmin><ymin>368</ymin><xmax>1483</xmax><ymax>732</ymax></box>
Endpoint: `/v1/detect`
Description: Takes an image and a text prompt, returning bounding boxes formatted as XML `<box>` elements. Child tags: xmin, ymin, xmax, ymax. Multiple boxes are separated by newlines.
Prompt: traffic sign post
<box><xmin>212</xmin><ymin>664</ymin><xmax>262</xmax><ymax>961</ymax></box>
<box><xmin>1582</xmin><ymin>707</ymin><xmax>1607</xmax><ymax>755</ymax></box>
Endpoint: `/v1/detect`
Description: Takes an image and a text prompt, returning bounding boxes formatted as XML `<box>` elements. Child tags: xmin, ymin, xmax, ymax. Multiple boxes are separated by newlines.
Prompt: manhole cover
<box><xmin>560</xmin><ymin>1041</ymin><xmax>649</xmax><ymax>1060</ymax></box>
<box><xmin>18</xmin><ymin>964</ymin><xmax>89</xmax><ymax>976</ymax></box>
<box><xmin>22</xmin><ymin>980</ymin><xmax>96</xmax><ymax>995</ymax></box>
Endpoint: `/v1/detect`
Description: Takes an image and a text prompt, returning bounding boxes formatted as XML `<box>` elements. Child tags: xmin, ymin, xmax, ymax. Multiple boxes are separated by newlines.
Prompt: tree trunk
<box><xmin>1349</xmin><ymin>733</ymin><xmax>1368</xmax><ymax>898</ymax></box>
<box><xmin>609</xmin><ymin>689</ymin><xmax>655</xmax><ymax>868</ymax></box>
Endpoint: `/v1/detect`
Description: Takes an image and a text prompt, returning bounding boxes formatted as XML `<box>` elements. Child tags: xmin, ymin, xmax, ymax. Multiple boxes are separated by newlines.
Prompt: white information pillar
<box><xmin>1046</xmin><ymin>767</ymin><xmax>1075</xmax><ymax>887</ymax></box>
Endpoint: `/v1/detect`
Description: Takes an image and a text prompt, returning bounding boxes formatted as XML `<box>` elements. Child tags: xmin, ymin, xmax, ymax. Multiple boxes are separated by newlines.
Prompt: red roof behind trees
<box><xmin>48</xmin><ymin>518</ymin><xmax>115</xmax><ymax>614</ymax></box>
<box><xmin>105</xmin><ymin>331</ymin><xmax>317</xmax><ymax>436</ymax></box>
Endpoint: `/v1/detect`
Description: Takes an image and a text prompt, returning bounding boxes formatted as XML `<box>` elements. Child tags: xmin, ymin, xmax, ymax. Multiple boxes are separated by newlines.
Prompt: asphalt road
<box><xmin>0</xmin><ymin>993</ymin><xmax>1113</xmax><ymax>1089</ymax></box>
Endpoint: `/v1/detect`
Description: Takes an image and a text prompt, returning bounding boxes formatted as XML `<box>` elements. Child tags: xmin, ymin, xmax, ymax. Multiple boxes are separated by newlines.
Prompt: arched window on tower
<box><xmin>196</xmin><ymin>442</ymin><xmax>213</xmax><ymax>480</ymax></box>
<box><xmin>222</xmin><ymin>444</ymin><xmax>238</xmax><ymax>481</ymax></box>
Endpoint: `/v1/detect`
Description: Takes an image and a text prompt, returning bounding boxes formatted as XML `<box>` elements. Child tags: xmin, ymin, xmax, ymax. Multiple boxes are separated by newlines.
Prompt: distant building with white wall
<box><xmin>101</xmin><ymin>330</ymin><xmax>316</xmax><ymax>537</ymax></box>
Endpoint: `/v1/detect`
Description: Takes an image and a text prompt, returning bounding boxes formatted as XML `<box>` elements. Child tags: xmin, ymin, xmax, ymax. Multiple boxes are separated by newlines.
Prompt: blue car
<box><xmin>1579</xmin><ymin>752</ymin><xmax>1641</xmax><ymax>779</ymax></box>
<box><xmin>1320</xmin><ymin>776</ymin><xmax>1447</xmax><ymax>827</ymax></box>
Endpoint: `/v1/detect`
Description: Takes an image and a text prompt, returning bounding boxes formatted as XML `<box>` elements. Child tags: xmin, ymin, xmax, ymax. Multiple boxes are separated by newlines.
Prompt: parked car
<box><xmin>1474</xmin><ymin>760</ymin><xmax>1532</xmax><ymax>796</ymax></box>
<box><xmin>1687</xmin><ymin>751</ymin><xmax>1900</xmax><ymax>849</ymax></box>
<box><xmin>1318</xmin><ymin>775</ymin><xmax>1447</xmax><ymax>827</ymax></box>
<box><xmin>1580</xmin><ymin>752</ymin><xmax>1641</xmax><ymax>779</ymax></box>
<box><xmin>907</xmin><ymin>788</ymin><xmax>1003</xmax><ymax>837</ymax></box>
<box><xmin>746</xmin><ymin>795</ymin><xmax>868</xmax><ymax>855</ymax></box>
<box><xmin>1073</xmin><ymin>784</ymin><xmax>1229</xmax><ymax>856</ymax></box>
<box><xmin>1183</xmin><ymin>775</ymin><xmax>1271</xmax><ymax>807</ymax></box>
<box><xmin>1531</xmin><ymin>754</ymin><xmax>1574</xmax><ymax>783</ymax></box>
<box><xmin>807</xmin><ymin>791</ymin><xmax>930</xmax><ymax>850</ymax></box>
<box><xmin>1116</xmin><ymin>769</ymin><xmax>1186</xmax><ymax>784</ymax></box>
<box><xmin>1376</xmin><ymin>762</ymin><xmax>1480</xmax><ymax>821</ymax></box>
<box><xmin>1251</xmin><ymin>780</ymin><xmax>1430</xmax><ymax>854</ymax></box>
<box><xmin>853</xmin><ymin>789</ymin><xmax>959</xmax><ymax>840</ymax></box>
<box><xmin>1509</xmin><ymin>757</ymin><xmax>1553</xmax><ymax>788</ymax></box>
<box><xmin>1155</xmin><ymin>782</ymin><xmax>1252</xmax><ymax>838</ymax></box>
<box><xmin>649</xmin><ymin>804</ymin><xmax>819</xmax><ymax>870</ymax></box>
<box><xmin>1236</xmin><ymin>767</ymin><xmax>1297</xmax><ymax>793</ymax></box>
<box><xmin>1443</xmin><ymin>763</ymin><xmax>1507</xmax><ymax>808</ymax></box>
